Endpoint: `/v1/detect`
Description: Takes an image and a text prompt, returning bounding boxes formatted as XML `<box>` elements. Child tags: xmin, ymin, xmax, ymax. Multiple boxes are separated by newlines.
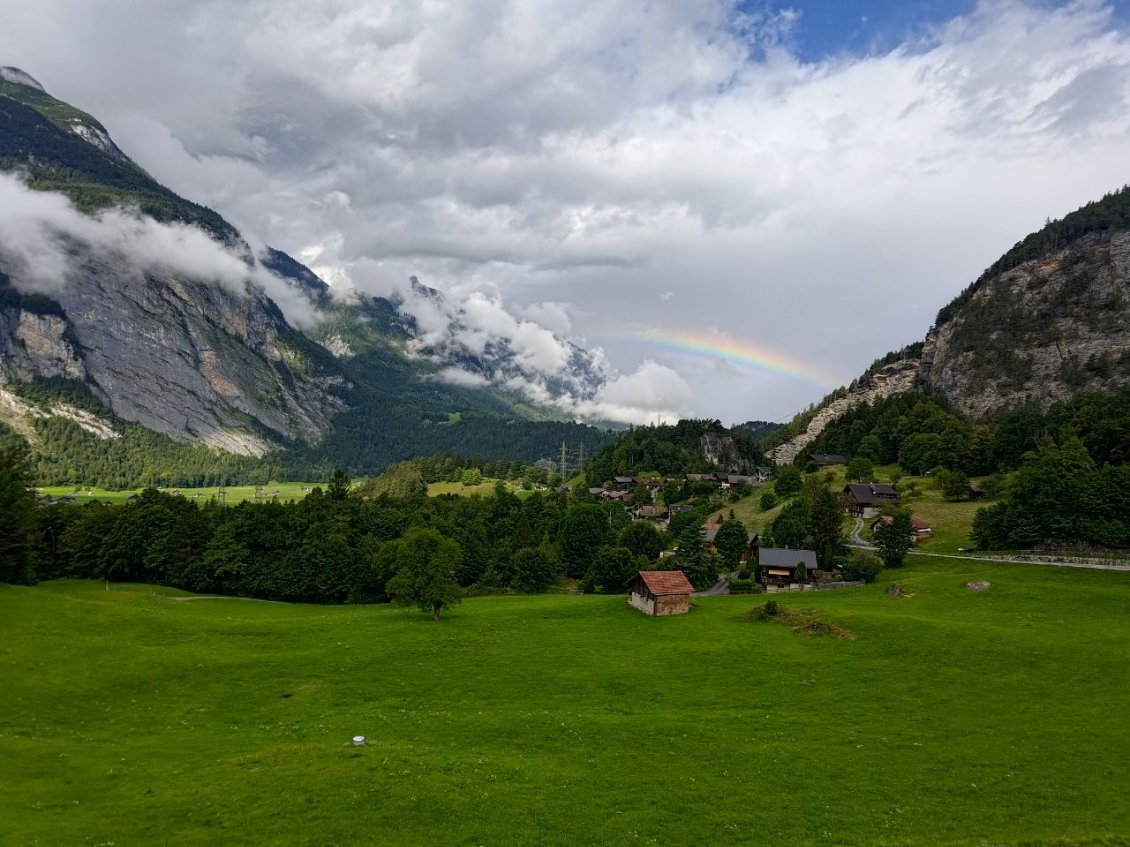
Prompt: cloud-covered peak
<box><xmin>0</xmin><ymin>66</ymin><xmax>46</xmax><ymax>92</ymax></box>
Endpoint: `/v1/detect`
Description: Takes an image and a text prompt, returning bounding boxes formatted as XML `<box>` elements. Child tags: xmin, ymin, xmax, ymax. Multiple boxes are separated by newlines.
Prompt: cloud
<box><xmin>0</xmin><ymin>173</ymin><xmax>321</xmax><ymax>327</ymax></box>
<box><xmin>2</xmin><ymin>1</ymin><xmax>1129</xmax><ymax>422</ymax></box>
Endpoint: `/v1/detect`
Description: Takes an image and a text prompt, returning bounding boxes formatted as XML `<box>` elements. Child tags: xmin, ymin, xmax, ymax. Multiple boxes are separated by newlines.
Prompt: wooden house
<box><xmin>627</xmin><ymin>570</ymin><xmax>694</xmax><ymax>616</ymax></box>
<box><xmin>843</xmin><ymin>483</ymin><xmax>899</xmax><ymax>517</ymax></box>
<box><xmin>871</xmin><ymin>514</ymin><xmax>932</xmax><ymax>543</ymax></box>
<box><xmin>756</xmin><ymin>547</ymin><xmax>818</xmax><ymax>587</ymax></box>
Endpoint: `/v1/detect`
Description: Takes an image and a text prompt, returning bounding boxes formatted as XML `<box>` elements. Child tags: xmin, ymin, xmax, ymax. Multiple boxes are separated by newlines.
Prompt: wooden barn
<box><xmin>627</xmin><ymin>570</ymin><xmax>694</xmax><ymax>616</ymax></box>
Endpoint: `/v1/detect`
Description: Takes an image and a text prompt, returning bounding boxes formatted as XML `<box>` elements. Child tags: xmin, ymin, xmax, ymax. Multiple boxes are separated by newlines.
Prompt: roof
<box><xmin>871</xmin><ymin>483</ymin><xmax>898</xmax><ymax>497</ymax></box>
<box><xmin>637</xmin><ymin>570</ymin><xmax>695</xmax><ymax>596</ymax></box>
<box><xmin>637</xmin><ymin>505</ymin><xmax>666</xmax><ymax>517</ymax></box>
<box><xmin>758</xmin><ymin>548</ymin><xmax>818</xmax><ymax>569</ymax></box>
<box><xmin>810</xmin><ymin>453</ymin><xmax>846</xmax><ymax>465</ymax></box>
<box><xmin>844</xmin><ymin>482</ymin><xmax>899</xmax><ymax>504</ymax></box>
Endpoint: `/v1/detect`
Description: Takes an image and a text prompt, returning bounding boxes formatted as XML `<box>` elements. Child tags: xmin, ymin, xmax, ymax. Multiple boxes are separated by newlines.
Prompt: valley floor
<box><xmin>1</xmin><ymin>558</ymin><xmax>1128</xmax><ymax>846</ymax></box>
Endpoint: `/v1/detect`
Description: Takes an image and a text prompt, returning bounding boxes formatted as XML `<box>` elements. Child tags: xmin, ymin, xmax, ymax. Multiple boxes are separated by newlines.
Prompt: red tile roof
<box><xmin>638</xmin><ymin>570</ymin><xmax>694</xmax><ymax>596</ymax></box>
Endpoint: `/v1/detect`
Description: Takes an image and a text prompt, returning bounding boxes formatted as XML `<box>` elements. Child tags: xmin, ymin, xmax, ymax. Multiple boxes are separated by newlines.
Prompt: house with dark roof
<box><xmin>843</xmin><ymin>483</ymin><xmax>899</xmax><ymax>517</ymax></box>
<box><xmin>810</xmin><ymin>453</ymin><xmax>846</xmax><ymax>466</ymax></box>
<box><xmin>627</xmin><ymin>570</ymin><xmax>695</xmax><ymax>616</ymax></box>
<box><xmin>636</xmin><ymin>504</ymin><xmax>667</xmax><ymax>520</ymax></box>
<box><xmin>756</xmin><ymin>548</ymin><xmax>818</xmax><ymax>588</ymax></box>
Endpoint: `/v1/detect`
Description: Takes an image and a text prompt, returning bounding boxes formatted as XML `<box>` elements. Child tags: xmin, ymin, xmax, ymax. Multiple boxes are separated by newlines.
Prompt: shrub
<box><xmin>760</xmin><ymin>491</ymin><xmax>777</xmax><ymax>511</ymax></box>
<box><xmin>841</xmin><ymin>550</ymin><xmax>882</xmax><ymax>583</ymax></box>
<box><xmin>764</xmin><ymin>599</ymin><xmax>779</xmax><ymax>616</ymax></box>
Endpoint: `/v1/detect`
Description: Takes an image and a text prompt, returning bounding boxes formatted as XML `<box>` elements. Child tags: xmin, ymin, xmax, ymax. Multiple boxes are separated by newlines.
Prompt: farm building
<box><xmin>627</xmin><ymin>570</ymin><xmax>694</xmax><ymax>616</ymax></box>
<box><xmin>756</xmin><ymin>548</ymin><xmax>818</xmax><ymax>588</ymax></box>
<box><xmin>843</xmin><ymin>483</ymin><xmax>899</xmax><ymax>517</ymax></box>
<box><xmin>871</xmin><ymin>514</ymin><xmax>932</xmax><ymax>543</ymax></box>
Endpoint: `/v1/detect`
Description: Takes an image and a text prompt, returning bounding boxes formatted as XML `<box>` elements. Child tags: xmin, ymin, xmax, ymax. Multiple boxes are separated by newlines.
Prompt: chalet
<box><xmin>668</xmin><ymin>504</ymin><xmax>694</xmax><ymax>514</ymax></box>
<box><xmin>684</xmin><ymin>473</ymin><xmax>714</xmax><ymax>483</ymax></box>
<box><xmin>753</xmin><ymin>466</ymin><xmax>772</xmax><ymax>483</ymax></box>
<box><xmin>810</xmin><ymin>453</ymin><xmax>846</xmax><ymax>466</ymax></box>
<box><xmin>614</xmin><ymin>476</ymin><xmax>636</xmax><ymax>486</ymax></box>
<box><xmin>871</xmin><ymin>515</ymin><xmax>932</xmax><ymax>543</ymax></box>
<box><xmin>843</xmin><ymin>483</ymin><xmax>899</xmax><ymax>517</ymax></box>
<box><xmin>588</xmin><ymin>487</ymin><xmax>606</xmax><ymax>496</ymax></box>
<box><xmin>637</xmin><ymin>505</ymin><xmax>667</xmax><ymax>520</ymax></box>
<box><xmin>627</xmin><ymin>570</ymin><xmax>694</xmax><ymax>616</ymax></box>
<box><xmin>756</xmin><ymin>548</ymin><xmax>818</xmax><ymax>588</ymax></box>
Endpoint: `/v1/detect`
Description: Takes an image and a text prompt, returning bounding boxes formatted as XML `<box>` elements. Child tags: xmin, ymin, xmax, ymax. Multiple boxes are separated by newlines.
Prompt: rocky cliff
<box><xmin>919</xmin><ymin>229</ymin><xmax>1130</xmax><ymax>420</ymax></box>
<box><xmin>0</xmin><ymin>69</ymin><xmax>344</xmax><ymax>455</ymax></box>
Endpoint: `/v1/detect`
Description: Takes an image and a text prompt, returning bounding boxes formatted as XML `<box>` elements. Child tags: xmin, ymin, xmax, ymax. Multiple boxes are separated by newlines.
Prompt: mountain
<box><xmin>766</xmin><ymin>188</ymin><xmax>1130</xmax><ymax>462</ymax></box>
<box><xmin>0</xmin><ymin>68</ymin><xmax>614</xmax><ymax>481</ymax></box>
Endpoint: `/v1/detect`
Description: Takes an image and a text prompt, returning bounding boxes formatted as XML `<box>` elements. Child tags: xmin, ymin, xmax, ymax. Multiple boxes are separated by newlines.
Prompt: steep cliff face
<box><xmin>0</xmin><ymin>69</ymin><xmax>345</xmax><ymax>455</ymax></box>
<box><xmin>920</xmin><ymin>230</ymin><xmax>1130</xmax><ymax>420</ymax></box>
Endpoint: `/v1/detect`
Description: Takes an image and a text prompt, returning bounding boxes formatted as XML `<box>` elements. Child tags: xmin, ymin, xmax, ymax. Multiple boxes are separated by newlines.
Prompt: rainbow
<box><xmin>621</xmin><ymin>328</ymin><xmax>846</xmax><ymax>388</ymax></box>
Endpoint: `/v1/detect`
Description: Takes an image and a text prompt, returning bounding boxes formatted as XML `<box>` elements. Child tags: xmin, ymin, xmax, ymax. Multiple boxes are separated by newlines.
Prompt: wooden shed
<box><xmin>628</xmin><ymin>570</ymin><xmax>694</xmax><ymax>616</ymax></box>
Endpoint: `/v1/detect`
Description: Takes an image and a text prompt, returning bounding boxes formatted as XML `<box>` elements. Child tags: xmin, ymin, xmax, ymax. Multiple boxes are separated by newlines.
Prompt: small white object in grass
<box><xmin>352</xmin><ymin>736</ymin><xmax>366</xmax><ymax>746</ymax></box>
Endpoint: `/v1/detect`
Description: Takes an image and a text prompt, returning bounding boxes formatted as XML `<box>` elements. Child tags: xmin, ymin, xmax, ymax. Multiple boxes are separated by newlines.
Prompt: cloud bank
<box><xmin>2</xmin><ymin>0</ymin><xmax>1129</xmax><ymax>421</ymax></box>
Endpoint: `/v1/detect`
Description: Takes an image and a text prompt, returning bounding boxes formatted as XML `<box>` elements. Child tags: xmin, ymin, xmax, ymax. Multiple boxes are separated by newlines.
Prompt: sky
<box><xmin>1</xmin><ymin>0</ymin><xmax>1129</xmax><ymax>426</ymax></box>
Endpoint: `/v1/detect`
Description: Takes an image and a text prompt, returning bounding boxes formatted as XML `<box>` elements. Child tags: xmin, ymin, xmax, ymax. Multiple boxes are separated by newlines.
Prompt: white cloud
<box><xmin>0</xmin><ymin>173</ymin><xmax>321</xmax><ymax>327</ymax></box>
<box><xmin>1</xmin><ymin>0</ymin><xmax>1128</xmax><ymax>422</ymax></box>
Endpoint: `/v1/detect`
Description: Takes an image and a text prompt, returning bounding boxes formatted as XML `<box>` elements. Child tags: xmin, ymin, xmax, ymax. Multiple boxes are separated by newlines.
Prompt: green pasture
<box><xmin>36</xmin><ymin>481</ymin><xmax>325</xmax><ymax>505</ymax></box>
<box><xmin>2</xmin><ymin>560</ymin><xmax>1128</xmax><ymax>846</ymax></box>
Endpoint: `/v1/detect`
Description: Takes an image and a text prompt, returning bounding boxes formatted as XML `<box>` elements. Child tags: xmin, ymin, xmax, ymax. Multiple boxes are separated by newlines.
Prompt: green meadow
<box><xmin>2</xmin><ymin>559</ymin><xmax>1128</xmax><ymax>846</ymax></box>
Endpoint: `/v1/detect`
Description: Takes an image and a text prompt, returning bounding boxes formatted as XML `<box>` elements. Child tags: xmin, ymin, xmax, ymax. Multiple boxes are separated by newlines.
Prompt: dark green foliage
<box><xmin>769</xmin><ymin>498</ymin><xmax>812</xmax><ymax>549</ymax></box>
<box><xmin>933</xmin><ymin>467</ymin><xmax>970</xmax><ymax>500</ymax></box>
<box><xmin>773</xmin><ymin>465</ymin><xmax>802</xmax><ymax>498</ymax></box>
<box><xmin>0</xmin><ymin>93</ymin><xmax>236</xmax><ymax>239</ymax></box>
<box><xmin>670</xmin><ymin>523</ymin><xmax>717</xmax><ymax>591</ymax></box>
<box><xmin>0</xmin><ymin>448</ymin><xmax>38</xmax><ymax>583</ymax></box>
<box><xmin>385</xmin><ymin>527</ymin><xmax>462</xmax><ymax>620</ymax></box>
<box><xmin>808</xmin><ymin>485</ymin><xmax>846</xmax><ymax>569</ymax></box>
<box><xmin>712</xmin><ymin>519</ymin><xmax>750</xmax><ymax>571</ymax></box>
<box><xmin>794</xmin><ymin>562</ymin><xmax>808</xmax><ymax>583</ymax></box>
<box><xmin>616</xmin><ymin>521</ymin><xmax>664</xmax><ymax>563</ymax></box>
<box><xmin>759</xmin><ymin>490</ymin><xmax>777</xmax><ymax>511</ymax></box>
<box><xmin>841</xmin><ymin>549</ymin><xmax>882</xmax><ymax>583</ymax></box>
<box><xmin>584</xmin><ymin>419</ymin><xmax>765</xmax><ymax>483</ymax></box>
<box><xmin>844</xmin><ymin>456</ymin><xmax>873</xmax><ymax>482</ymax></box>
<box><xmin>557</xmin><ymin>504</ymin><xmax>615</xmax><ymax>579</ymax></box>
<box><xmin>874</xmin><ymin>510</ymin><xmax>914</xmax><ymax>568</ymax></box>
<box><xmin>581</xmin><ymin>546</ymin><xmax>638</xmax><ymax>594</ymax></box>
<box><xmin>512</xmin><ymin>546</ymin><xmax>560</xmax><ymax>594</ymax></box>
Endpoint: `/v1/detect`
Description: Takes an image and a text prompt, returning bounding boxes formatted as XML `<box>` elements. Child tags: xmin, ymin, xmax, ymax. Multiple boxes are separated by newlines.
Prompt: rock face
<box><xmin>0</xmin><ymin>260</ymin><xmax>344</xmax><ymax>456</ymax></box>
<box><xmin>919</xmin><ymin>231</ymin><xmax>1130</xmax><ymax>420</ymax></box>
<box><xmin>766</xmin><ymin>360</ymin><xmax>921</xmax><ymax>466</ymax></box>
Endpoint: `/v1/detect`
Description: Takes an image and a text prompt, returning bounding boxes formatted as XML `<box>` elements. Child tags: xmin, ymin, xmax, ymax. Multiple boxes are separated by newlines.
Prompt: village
<box><xmin>586</xmin><ymin>457</ymin><xmax>939</xmax><ymax>617</ymax></box>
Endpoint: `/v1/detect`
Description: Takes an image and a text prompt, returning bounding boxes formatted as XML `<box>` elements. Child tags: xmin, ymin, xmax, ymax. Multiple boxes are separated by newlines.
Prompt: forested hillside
<box><xmin>584</xmin><ymin>419</ymin><xmax>766</xmax><ymax>483</ymax></box>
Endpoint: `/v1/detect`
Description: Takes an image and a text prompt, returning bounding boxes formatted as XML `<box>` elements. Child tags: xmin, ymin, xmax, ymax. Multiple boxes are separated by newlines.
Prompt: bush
<box><xmin>764</xmin><ymin>599</ymin><xmax>779</xmax><ymax>616</ymax></box>
<box><xmin>760</xmin><ymin>491</ymin><xmax>777</xmax><ymax>511</ymax></box>
<box><xmin>729</xmin><ymin>578</ymin><xmax>756</xmax><ymax>594</ymax></box>
<box><xmin>841</xmin><ymin>550</ymin><xmax>882</xmax><ymax>583</ymax></box>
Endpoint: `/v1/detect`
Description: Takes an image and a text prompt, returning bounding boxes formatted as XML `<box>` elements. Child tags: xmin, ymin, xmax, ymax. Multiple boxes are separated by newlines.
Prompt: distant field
<box><xmin>37</xmin><ymin>481</ymin><xmax>325</xmax><ymax>505</ymax></box>
<box><xmin>427</xmin><ymin>479</ymin><xmax>543</xmax><ymax>499</ymax></box>
<box><xmin>2</xmin><ymin>561</ymin><xmax>1128</xmax><ymax>846</ymax></box>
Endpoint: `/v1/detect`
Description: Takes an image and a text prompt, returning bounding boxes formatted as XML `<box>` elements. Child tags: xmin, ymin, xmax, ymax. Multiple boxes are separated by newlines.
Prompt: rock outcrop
<box><xmin>919</xmin><ymin>230</ymin><xmax>1130</xmax><ymax>420</ymax></box>
<box><xmin>766</xmin><ymin>360</ymin><xmax>921</xmax><ymax>466</ymax></box>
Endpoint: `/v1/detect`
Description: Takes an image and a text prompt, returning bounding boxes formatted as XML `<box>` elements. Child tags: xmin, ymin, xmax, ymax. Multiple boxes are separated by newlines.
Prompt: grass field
<box><xmin>2</xmin><ymin>561</ymin><xmax>1128</xmax><ymax>846</ymax></box>
<box><xmin>37</xmin><ymin>481</ymin><xmax>324</xmax><ymax>505</ymax></box>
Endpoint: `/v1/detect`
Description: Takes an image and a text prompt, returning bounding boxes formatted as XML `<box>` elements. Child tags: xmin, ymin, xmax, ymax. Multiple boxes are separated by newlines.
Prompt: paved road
<box><xmin>694</xmin><ymin>575</ymin><xmax>731</xmax><ymax>596</ymax></box>
<box><xmin>849</xmin><ymin>517</ymin><xmax>874</xmax><ymax>549</ymax></box>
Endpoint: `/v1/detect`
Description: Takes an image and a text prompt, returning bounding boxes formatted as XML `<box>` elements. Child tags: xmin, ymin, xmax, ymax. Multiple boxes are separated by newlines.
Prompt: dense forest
<box><xmin>584</xmin><ymin>419</ymin><xmax>766</xmax><ymax>483</ymax></box>
<box><xmin>0</xmin><ymin>445</ymin><xmax>736</xmax><ymax>601</ymax></box>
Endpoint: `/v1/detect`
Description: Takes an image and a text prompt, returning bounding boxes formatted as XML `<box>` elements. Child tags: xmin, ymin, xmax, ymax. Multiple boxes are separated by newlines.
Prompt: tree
<box><xmin>759</xmin><ymin>490</ymin><xmax>777</xmax><ymax>511</ymax></box>
<box><xmin>582</xmin><ymin>546</ymin><xmax>637</xmax><ymax>594</ymax></box>
<box><xmin>774</xmin><ymin>465</ymin><xmax>802</xmax><ymax>498</ymax></box>
<box><xmin>327</xmin><ymin>468</ymin><xmax>352</xmax><ymax>501</ymax></box>
<box><xmin>671</xmin><ymin>524</ymin><xmax>717</xmax><ymax>590</ymax></box>
<box><xmin>513</xmin><ymin>546</ymin><xmax>560</xmax><ymax>593</ymax></box>
<box><xmin>874</xmin><ymin>510</ymin><xmax>914</xmax><ymax>568</ymax></box>
<box><xmin>845</xmin><ymin>456</ymin><xmax>873</xmax><ymax>483</ymax></box>
<box><xmin>808</xmin><ymin>485</ymin><xmax>846</xmax><ymax>569</ymax></box>
<box><xmin>898</xmin><ymin>433</ymin><xmax>943</xmax><ymax>475</ymax></box>
<box><xmin>385</xmin><ymin>528</ymin><xmax>463</xmax><ymax>620</ymax></box>
<box><xmin>461</xmin><ymin>468</ymin><xmax>483</xmax><ymax>486</ymax></box>
<box><xmin>617</xmin><ymin>521</ymin><xmax>664</xmax><ymax>563</ymax></box>
<box><xmin>794</xmin><ymin>561</ymin><xmax>808</xmax><ymax>583</ymax></box>
<box><xmin>558</xmin><ymin>504</ymin><xmax>614</xmax><ymax>579</ymax></box>
<box><xmin>769</xmin><ymin>498</ymin><xmax>812</xmax><ymax>549</ymax></box>
<box><xmin>933</xmin><ymin>467</ymin><xmax>970</xmax><ymax>500</ymax></box>
<box><xmin>712</xmin><ymin>519</ymin><xmax>750</xmax><ymax>571</ymax></box>
<box><xmin>0</xmin><ymin>448</ymin><xmax>38</xmax><ymax>584</ymax></box>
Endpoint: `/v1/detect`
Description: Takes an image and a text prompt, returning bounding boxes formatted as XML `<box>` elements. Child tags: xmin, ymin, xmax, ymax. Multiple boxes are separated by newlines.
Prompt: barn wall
<box><xmin>655</xmin><ymin>594</ymin><xmax>690</xmax><ymax>616</ymax></box>
<box><xmin>628</xmin><ymin>590</ymin><xmax>655</xmax><ymax>615</ymax></box>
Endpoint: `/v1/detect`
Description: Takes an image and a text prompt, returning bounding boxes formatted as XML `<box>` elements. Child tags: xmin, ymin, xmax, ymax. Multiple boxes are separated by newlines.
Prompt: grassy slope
<box><xmin>2</xmin><ymin>565</ymin><xmax>1128</xmax><ymax>846</ymax></box>
<box><xmin>37</xmin><ymin>482</ymin><xmax>325</xmax><ymax>505</ymax></box>
<box><xmin>721</xmin><ymin>465</ymin><xmax>1004</xmax><ymax>553</ymax></box>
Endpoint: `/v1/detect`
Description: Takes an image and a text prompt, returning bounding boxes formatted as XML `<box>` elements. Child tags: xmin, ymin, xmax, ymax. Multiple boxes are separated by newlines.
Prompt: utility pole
<box><xmin>560</xmin><ymin>441</ymin><xmax>568</xmax><ymax>482</ymax></box>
